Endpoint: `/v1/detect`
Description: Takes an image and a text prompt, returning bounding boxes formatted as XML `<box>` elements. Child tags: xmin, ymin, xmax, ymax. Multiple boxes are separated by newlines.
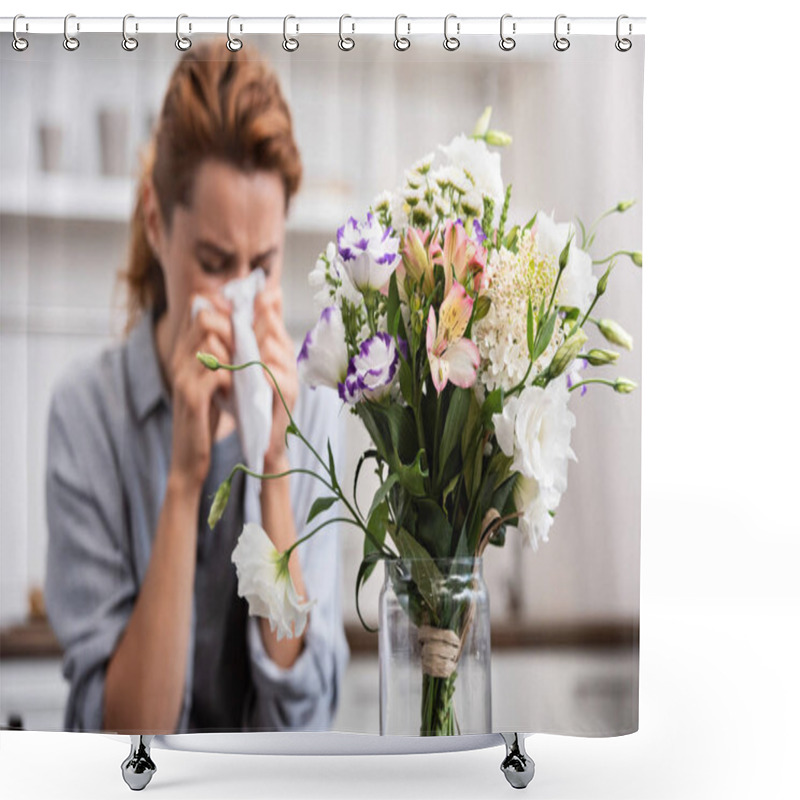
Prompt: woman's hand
<box><xmin>253</xmin><ymin>284</ymin><xmax>298</xmax><ymax>474</ymax></box>
<box><xmin>168</xmin><ymin>292</ymin><xmax>234</xmax><ymax>491</ymax></box>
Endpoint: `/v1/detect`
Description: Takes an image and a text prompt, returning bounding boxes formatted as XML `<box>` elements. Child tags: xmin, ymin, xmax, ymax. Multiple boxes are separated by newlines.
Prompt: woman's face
<box><xmin>147</xmin><ymin>158</ymin><xmax>286</xmax><ymax>333</ymax></box>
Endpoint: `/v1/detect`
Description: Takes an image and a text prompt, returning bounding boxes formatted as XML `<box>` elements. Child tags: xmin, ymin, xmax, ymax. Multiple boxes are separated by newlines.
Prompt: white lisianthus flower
<box><xmin>337</xmin><ymin>213</ymin><xmax>400</xmax><ymax>293</ymax></box>
<box><xmin>513</xmin><ymin>474</ymin><xmax>561</xmax><ymax>551</ymax></box>
<box><xmin>439</xmin><ymin>133</ymin><xmax>504</xmax><ymax>209</ymax></box>
<box><xmin>231</xmin><ymin>522</ymin><xmax>316</xmax><ymax>641</ymax></box>
<box><xmin>494</xmin><ymin>377</ymin><xmax>577</xmax><ymax>495</ymax></box>
<box><xmin>493</xmin><ymin>377</ymin><xmax>577</xmax><ymax>549</ymax></box>
<box><xmin>297</xmin><ymin>306</ymin><xmax>349</xmax><ymax>392</ymax></box>
<box><xmin>308</xmin><ymin>242</ymin><xmax>361</xmax><ymax>311</ymax></box>
<box><xmin>534</xmin><ymin>211</ymin><xmax>597</xmax><ymax>312</ymax></box>
<box><xmin>340</xmin><ymin>332</ymin><xmax>407</xmax><ymax>404</ymax></box>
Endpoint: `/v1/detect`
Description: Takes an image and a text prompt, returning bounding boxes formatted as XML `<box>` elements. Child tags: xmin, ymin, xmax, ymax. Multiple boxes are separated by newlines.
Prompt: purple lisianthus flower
<box><xmin>472</xmin><ymin>218</ymin><xmax>487</xmax><ymax>243</ymax></box>
<box><xmin>338</xmin><ymin>332</ymin><xmax>405</xmax><ymax>404</ymax></box>
<box><xmin>565</xmin><ymin>357</ymin><xmax>589</xmax><ymax>396</ymax></box>
<box><xmin>336</xmin><ymin>212</ymin><xmax>400</xmax><ymax>292</ymax></box>
<box><xmin>297</xmin><ymin>306</ymin><xmax>349</xmax><ymax>392</ymax></box>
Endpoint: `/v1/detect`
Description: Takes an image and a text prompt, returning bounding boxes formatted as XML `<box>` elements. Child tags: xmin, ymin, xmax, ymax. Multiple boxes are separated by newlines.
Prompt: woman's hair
<box><xmin>121</xmin><ymin>39</ymin><xmax>302</xmax><ymax>333</ymax></box>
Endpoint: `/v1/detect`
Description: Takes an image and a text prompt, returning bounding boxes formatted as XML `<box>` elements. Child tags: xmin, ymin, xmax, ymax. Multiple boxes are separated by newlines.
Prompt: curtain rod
<box><xmin>1</xmin><ymin>16</ymin><xmax>646</xmax><ymax>37</ymax></box>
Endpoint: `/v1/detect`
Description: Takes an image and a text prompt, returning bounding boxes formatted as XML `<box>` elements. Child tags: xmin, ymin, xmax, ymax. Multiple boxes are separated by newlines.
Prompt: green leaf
<box><xmin>502</xmin><ymin>225</ymin><xmax>519</xmax><ymax>251</ymax></box>
<box><xmin>522</xmin><ymin>211</ymin><xmax>538</xmax><ymax>233</ymax></box>
<box><xmin>387</xmin><ymin>272</ymin><xmax>400</xmax><ymax>337</ymax></box>
<box><xmin>532</xmin><ymin>311</ymin><xmax>558</xmax><ymax>363</ymax></box>
<box><xmin>480</xmin><ymin>387</ymin><xmax>505</xmax><ymax>429</ymax></box>
<box><xmin>366</xmin><ymin>473</ymin><xmax>399</xmax><ymax>523</ymax></box>
<box><xmin>526</xmin><ymin>296</ymin><xmax>535</xmax><ymax>359</ymax></box>
<box><xmin>355</xmin><ymin>551</ymin><xmax>384</xmax><ymax>633</ymax></box>
<box><xmin>394</xmin><ymin>448</ymin><xmax>428</xmax><ymax>497</ymax></box>
<box><xmin>326</xmin><ymin>439</ymin><xmax>339</xmax><ymax>491</ymax></box>
<box><xmin>442</xmin><ymin>473</ymin><xmax>461</xmax><ymax>511</ymax></box>
<box><xmin>398</xmin><ymin>352</ymin><xmax>414</xmax><ymax>405</ymax></box>
<box><xmin>472</xmin><ymin>294</ymin><xmax>491</xmax><ymax>323</ymax></box>
<box><xmin>353</xmin><ymin>449</ymin><xmax>380</xmax><ymax>517</ymax></box>
<box><xmin>306</xmin><ymin>495</ymin><xmax>338</xmax><ymax>525</ymax></box>
<box><xmin>436</xmin><ymin>387</ymin><xmax>471</xmax><ymax>486</ymax></box>
<box><xmin>393</xmin><ymin>528</ymin><xmax>445</xmax><ymax>623</ymax></box>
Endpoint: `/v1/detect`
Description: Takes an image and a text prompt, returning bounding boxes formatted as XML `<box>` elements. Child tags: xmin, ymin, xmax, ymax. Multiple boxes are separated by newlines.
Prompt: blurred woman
<box><xmin>44</xmin><ymin>39</ymin><xmax>349</xmax><ymax>735</ymax></box>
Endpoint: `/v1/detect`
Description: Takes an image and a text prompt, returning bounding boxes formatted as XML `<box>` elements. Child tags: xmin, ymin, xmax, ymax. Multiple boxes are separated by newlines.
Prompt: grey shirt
<box><xmin>43</xmin><ymin>307</ymin><xmax>350</xmax><ymax>733</ymax></box>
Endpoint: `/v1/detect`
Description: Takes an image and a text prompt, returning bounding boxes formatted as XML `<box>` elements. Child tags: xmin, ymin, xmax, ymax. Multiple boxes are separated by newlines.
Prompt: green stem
<box><xmin>579</xmin><ymin>292</ymin><xmax>603</xmax><ymax>330</ymax></box>
<box><xmin>213</xmin><ymin>359</ymin><xmax>330</xmax><ymax>476</ymax></box>
<box><xmin>227</xmin><ymin>462</ymin><xmax>334</xmax><ymax>493</ymax></box>
<box><xmin>283</xmin><ymin>516</ymin><xmax>365</xmax><ymax>559</ymax></box>
<box><xmin>593</xmin><ymin>250</ymin><xmax>633</xmax><ymax>265</ymax></box>
<box><xmin>568</xmin><ymin>377</ymin><xmax>617</xmax><ymax>392</ymax></box>
<box><xmin>208</xmin><ymin>359</ymin><xmax>395</xmax><ymax>558</ymax></box>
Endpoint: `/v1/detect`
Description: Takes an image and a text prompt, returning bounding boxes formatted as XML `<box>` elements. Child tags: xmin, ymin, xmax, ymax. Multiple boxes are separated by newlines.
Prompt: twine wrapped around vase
<box><xmin>418</xmin><ymin>625</ymin><xmax>461</xmax><ymax>678</ymax></box>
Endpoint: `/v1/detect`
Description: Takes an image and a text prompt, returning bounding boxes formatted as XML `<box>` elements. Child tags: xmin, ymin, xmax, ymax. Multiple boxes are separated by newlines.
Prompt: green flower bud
<box><xmin>597</xmin><ymin>319</ymin><xmax>634</xmax><ymax>351</ymax></box>
<box><xmin>197</xmin><ymin>352</ymin><xmax>220</xmax><ymax>370</ymax></box>
<box><xmin>631</xmin><ymin>251</ymin><xmax>643</xmax><ymax>267</ymax></box>
<box><xmin>472</xmin><ymin>106</ymin><xmax>492</xmax><ymax>137</ymax></box>
<box><xmin>208</xmin><ymin>478</ymin><xmax>232</xmax><ymax>529</ymax></box>
<box><xmin>596</xmin><ymin>263</ymin><xmax>614</xmax><ymax>296</ymax></box>
<box><xmin>614</xmin><ymin>377</ymin><xmax>638</xmax><ymax>394</ymax></box>
<box><xmin>548</xmin><ymin>328</ymin><xmax>588</xmax><ymax>378</ymax></box>
<box><xmin>485</xmin><ymin>129</ymin><xmax>513</xmax><ymax>147</ymax></box>
<box><xmin>585</xmin><ymin>348</ymin><xmax>619</xmax><ymax>366</ymax></box>
<box><xmin>559</xmin><ymin>236</ymin><xmax>572</xmax><ymax>272</ymax></box>
<box><xmin>616</xmin><ymin>200</ymin><xmax>636</xmax><ymax>212</ymax></box>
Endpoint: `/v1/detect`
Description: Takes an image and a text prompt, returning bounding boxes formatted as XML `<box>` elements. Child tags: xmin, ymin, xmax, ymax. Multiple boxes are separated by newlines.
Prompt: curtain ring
<box><xmin>443</xmin><ymin>14</ymin><xmax>460</xmax><ymax>51</ymax></box>
<box><xmin>553</xmin><ymin>14</ymin><xmax>570</xmax><ymax>52</ymax></box>
<box><xmin>122</xmin><ymin>14</ymin><xmax>139</xmax><ymax>51</ymax></box>
<box><xmin>394</xmin><ymin>14</ymin><xmax>410</xmax><ymax>51</ymax></box>
<box><xmin>339</xmin><ymin>15</ymin><xmax>355</xmax><ymax>51</ymax></box>
<box><xmin>499</xmin><ymin>14</ymin><xmax>516</xmax><ymax>51</ymax></box>
<box><xmin>175</xmin><ymin>14</ymin><xmax>191</xmax><ymax>51</ymax></box>
<box><xmin>12</xmin><ymin>15</ymin><xmax>29</xmax><ymax>52</ymax></box>
<box><xmin>283</xmin><ymin>15</ymin><xmax>299</xmax><ymax>51</ymax></box>
<box><xmin>615</xmin><ymin>15</ymin><xmax>632</xmax><ymax>52</ymax></box>
<box><xmin>63</xmin><ymin>13</ymin><xmax>80</xmax><ymax>51</ymax></box>
<box><xmin>227</xmin><ymin>15</ymin><xmax>243</xmax><ymax>51</ymax></box>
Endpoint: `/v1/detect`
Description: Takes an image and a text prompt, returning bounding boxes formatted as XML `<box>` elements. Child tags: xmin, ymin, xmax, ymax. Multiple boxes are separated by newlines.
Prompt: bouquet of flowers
<box><xmin>200</xmin><ymin>107</ymin><xmax>640</xmax><ymax>735</ymax></box>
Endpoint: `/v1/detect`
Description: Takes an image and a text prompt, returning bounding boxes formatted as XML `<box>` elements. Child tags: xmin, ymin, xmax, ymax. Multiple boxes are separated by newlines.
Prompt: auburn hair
<box><xmin>120</xmin><ymin>39</ymin><xmax>302</xmax><ymax>333</ymax></box>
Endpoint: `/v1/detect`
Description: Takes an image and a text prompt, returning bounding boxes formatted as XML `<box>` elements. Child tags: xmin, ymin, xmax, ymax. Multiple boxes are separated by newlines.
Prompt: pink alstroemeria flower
<box><xmin>426</xmin><ymin>282</ymin><xmax>481</xmax><ymax>394</ymax></box>
<box><xmin>435</xmin><ymin>219</ymin><xmax>489</xmax><ymax>296</ymax></box>
<box><xmin>400</xmin><ymin>227</ymin><xmax>441</xmax><ymax>296</ymax></box>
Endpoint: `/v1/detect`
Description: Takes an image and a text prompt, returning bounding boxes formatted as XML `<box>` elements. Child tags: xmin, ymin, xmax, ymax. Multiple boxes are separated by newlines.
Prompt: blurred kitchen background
<box><xmin>0</xmin><ymin>33</ymin><xmax>642</xmax><ymax>734</ymax></box>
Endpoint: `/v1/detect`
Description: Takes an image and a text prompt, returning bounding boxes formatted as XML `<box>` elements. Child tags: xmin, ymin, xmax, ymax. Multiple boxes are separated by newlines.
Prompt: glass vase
<box><xmin>378</xmin><ymin>556</ymin><xmax>491</xmax><ymax>736</ymax></box>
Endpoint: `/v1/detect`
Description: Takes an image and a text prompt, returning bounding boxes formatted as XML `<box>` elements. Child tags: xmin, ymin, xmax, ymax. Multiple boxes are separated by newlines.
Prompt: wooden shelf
<box><xmin>1</xmin><ymin>617</ymin><xmax>638</xmax><ymax>660</ymax></box>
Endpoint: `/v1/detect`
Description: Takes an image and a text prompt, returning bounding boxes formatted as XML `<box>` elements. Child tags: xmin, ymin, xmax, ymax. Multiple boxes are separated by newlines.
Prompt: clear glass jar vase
<box><xmin>378</xmin><ymin>556</ymin><xmax>492</xmax><ymax>736</ymax></box>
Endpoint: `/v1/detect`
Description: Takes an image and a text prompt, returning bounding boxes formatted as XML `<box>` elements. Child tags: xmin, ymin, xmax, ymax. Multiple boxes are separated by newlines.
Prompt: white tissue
<box><xmin>191</xmin><ymin>268</ymin><xmax>273</xmax><ymax>474</ymax></box>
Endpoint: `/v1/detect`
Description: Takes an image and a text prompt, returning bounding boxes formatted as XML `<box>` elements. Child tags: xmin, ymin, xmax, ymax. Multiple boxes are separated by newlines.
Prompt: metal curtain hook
<box><xmin>339</xmin><ymin>14</ymin><xmax>355</xmax><ymax>51</ymax></box>
<box><xmin>444</xmin><ymin>14</ymin><xmax>460</xmax><ymax>51</ymax></box>
<box><xmin>63</xmin><ymin>13</ymin><xmax>80</xmax><ymax>51</ymax></box>
<box><xmin>553</xmin><ymin>14</ymin><xmax>570</xmax><ymax>52</ymax></box>
<box><xmin>615</xmin><ymin>14</ymin><xmax>632</xmax><ymax>52</ymax></box>
<box><xmin>175</xmin><ymin>14</ymin><xmax>192</xmax><ymax>50</ymax></box>
<box><xmin>12</xmin><ymin>14</ymin><xmax>29</xmax><ymax>52</ymax></box>
<box><xmin>227</xmin><ymin>15</ymin><xmax>243</xmax><ymax>51</ymax></box>
<box><xmin>283</xmin><ymin>15</ymin><xmax>299</xmax><ymax>51</ymax></box>
<box><xmin>122</xmin><ymin>14</ymin><xmax>139</xmax><ymax>51</ymax></box>
<box><xmin>499</xmin><ymin>14</ymin><xmax>516</xmax><ymax>51</ymax></box>
<box><xmin>394</xmin><ymin>14</ymin><xmax>410</xmax><ymax>51</ymax></box>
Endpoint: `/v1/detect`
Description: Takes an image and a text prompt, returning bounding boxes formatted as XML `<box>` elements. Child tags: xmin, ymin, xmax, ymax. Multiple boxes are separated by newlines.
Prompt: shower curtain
<box><xmin>0</xmin><ymin>25</ymin><xmax>644</xmax><ymax>741</ymax></box>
